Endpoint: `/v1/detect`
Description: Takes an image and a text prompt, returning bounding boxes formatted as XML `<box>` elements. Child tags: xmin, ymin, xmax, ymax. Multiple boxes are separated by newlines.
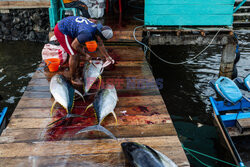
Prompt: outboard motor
<box><xmin>210</xmin><ymin>76</ymin><xmax>250</xmax><ymax>104</ymax></box>
<box><xmin>234</xmin><ymin>74</ymin><xmax>250</xmax><ymax>92</ymax></box>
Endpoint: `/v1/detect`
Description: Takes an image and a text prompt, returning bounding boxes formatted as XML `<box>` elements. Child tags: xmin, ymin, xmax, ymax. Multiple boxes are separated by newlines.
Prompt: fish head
<box><xmin>121</xmin><ymin>142</ymin><xmax>166</xmax><ymax>167</ymax></box>
<box><xmin>121</xmin><ymin>142</ymin><xmax>142</xmax><ymax>164</ymax></box>
<box><xmin>121</xmin><ymin>142</ymin><xmax>142</xmax><ymax>153</ymax></box>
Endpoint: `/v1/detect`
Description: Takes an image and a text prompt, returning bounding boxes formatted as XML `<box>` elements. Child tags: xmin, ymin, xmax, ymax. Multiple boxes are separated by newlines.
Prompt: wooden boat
<box><xmin>0</xmin><ymin>107</ymin><xmax>7</xmax><ymax>135</ymax></box>
<box><xmin>209</xmin><ymin>76</ymin><xmax>250</xmax><ymax>167</ymax></box>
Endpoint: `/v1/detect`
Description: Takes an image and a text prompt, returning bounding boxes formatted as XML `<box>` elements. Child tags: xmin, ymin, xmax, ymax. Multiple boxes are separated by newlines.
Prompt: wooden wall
<box><xmin>0</xmin><ymin>0</ymin><xmax>50</xmax><ymax>9</ymax></box>
<box><xmin>145</xmin><ymin>0</ymin><xmax>235</xmax><ymax>26</ymax></box>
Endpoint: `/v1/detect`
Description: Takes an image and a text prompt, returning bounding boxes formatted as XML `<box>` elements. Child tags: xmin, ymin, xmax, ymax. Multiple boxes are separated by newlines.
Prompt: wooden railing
<box><xmin>0</xmin><ymin>0</ymin><xmax>50</xmax><ymax>9</ymax></box>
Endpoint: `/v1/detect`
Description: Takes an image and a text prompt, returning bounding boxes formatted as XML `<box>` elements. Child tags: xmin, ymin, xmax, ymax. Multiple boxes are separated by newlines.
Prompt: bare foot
<box><xmin>71</xmin><ymin>78</ymin><xmax>83</xmax><ymax>86</ymax></box>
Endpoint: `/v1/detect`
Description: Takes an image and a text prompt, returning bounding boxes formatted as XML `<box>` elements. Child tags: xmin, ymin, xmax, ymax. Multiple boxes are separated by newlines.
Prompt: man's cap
<box><xmin>97</xmin><ymin>23</ymin><xmax>113</xmax><ymax>40</ymax></box>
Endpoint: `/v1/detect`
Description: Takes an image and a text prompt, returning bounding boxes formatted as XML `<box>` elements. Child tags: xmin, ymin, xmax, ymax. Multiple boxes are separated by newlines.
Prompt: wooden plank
<box><xmin>145</xmin><ymin>15</ymin><xmax>233</xmax><ymax>26</ymax></box>
<box><xmin>6</xmin><ymin>114</ymin><xmax>172</xmax><ymax>129</ymax></box>
<box><xmin>0</xmin><ymin>124</ymin><xmax>176</xmax><ymax>143</ymax></box>
<box><xmin>0</xmin><ymin>149</ymin><xmax>189</xmax><ymax>167</ymax></box>
<box><xmin>12</xmin><ymin>105</ymin><xmax>167</xmax><ymax>118</ymax></box>
<box><xmin>146</xmin><ymin>0</ymin><xmax>234</xmax><ymax>5</ymax></box>
<box><xmin>24</xmin><ymin>85</ymin><xmax>159</xmax><ymax>94</ymax></box>
<box><xmin>61</xmin><ymin>61</ymin><xmax>147</xmax><ymax>68</ymax></box>
<box><xmin>0</xmin><ymin>0</ymin><xmax>50</xmax><ymax>9</ymax></box>
<box><xmin>146</xmin><ymin>5</ymin><xmax>233</xmax><ymax>15</ymax></box>
<box><xmin>228</xmin><ymin>127</ymin><xmax>250</xmax><ymax>137</ymax></box>
<box><xmin>15</xmin><ymin>95</ymin><xmax>165</xmax><ymax>108</ymax></box>
<box><xmin>22</xmin><ymin>88</ymin><xmax>160</xmax><ymax>98</ymax></box>
<box><xmin>0</xmin><ymin>152</ymin><xmax>189</xmax><ymax>167</ymax></box>
<box><xmin>0</xmin><ymin>136</ymin><xmax>183</xmax><ymax>157</ymax></box>
<box><xmin>32</xmin><ymin>69</ymin><xmax>155</xmax><ymax>79</ymax></box>
<box><xmin>237</xmin><ymin>118</ymin><xmax>250</xmax><ymax>128</ymax></box>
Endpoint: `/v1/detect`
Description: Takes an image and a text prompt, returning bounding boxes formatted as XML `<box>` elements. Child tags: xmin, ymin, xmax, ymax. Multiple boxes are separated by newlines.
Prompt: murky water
<box><xmin>0</xmin><ymin>31</ymin><xmax>248</xmax><ymax>166</ymax></box>
<box><xmin>151</xmin><ymin>31</ymin><xmax>249</xmax><ymax>166</ymax></box>
<box><xmin>0</xmin><ymin>41</ymin><xmax>44</xmax><ymax>119</ymax></box>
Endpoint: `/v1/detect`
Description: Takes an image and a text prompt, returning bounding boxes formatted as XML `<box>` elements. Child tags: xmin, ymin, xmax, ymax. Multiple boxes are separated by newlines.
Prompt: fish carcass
<box><xmin>82</xmin><ymin>60</ymin><xmax>106</xmax><ymax>95</ymax></box>
<box><xmin>49</xmin><ymin>74</ymin><xmax>85</xmax><ymax>126</ymax></box>
<box><xmin>76</xmin><ymin>84</ymin><xmax>118</xmax><ymax>140</ymax></box>
<box><xmin>121</xmin><ymin>142</ymin><xmax>177</xmax><ymax>167</ymax></box>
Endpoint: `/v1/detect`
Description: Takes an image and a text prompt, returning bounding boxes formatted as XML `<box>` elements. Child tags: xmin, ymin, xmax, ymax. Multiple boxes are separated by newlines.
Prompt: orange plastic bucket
<box><xmin>45</xmin><ymin>58</ymin><xmax>60</xmax><ymax>72</ymax></box>
<box><xmin>85</xmin><ymin>41</ymin><xmax>97</xmax><ymax>52</ymax></box>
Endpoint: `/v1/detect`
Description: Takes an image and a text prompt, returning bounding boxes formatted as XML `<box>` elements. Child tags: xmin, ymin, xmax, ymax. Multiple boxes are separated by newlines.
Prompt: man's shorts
<box><xmin>54</xmin><ymin>24</ymin><xmax>77</xmax><ymax>56</ymax></box>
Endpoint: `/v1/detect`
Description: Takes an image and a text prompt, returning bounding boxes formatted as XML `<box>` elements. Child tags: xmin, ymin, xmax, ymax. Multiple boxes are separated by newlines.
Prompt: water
<box><xmin>151</xmin><ymin>31</ymin><xmax>249</xmax><ymax>166</ymax></box>
<box><xmin>0</xmin><ymin>32</ymin><xmax>248</xmax><ymax>166</ymax></box>
<box><xmin>0</xmin><ymin>41</ymin><xmax>44</xmax><ymax>119</ymax></box>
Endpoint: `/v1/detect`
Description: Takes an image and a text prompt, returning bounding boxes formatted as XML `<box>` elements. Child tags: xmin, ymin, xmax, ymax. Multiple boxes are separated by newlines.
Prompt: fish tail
<box><xmin>47</xmin><ymin>116</ymin><xmax>67</xmax><ymax>127</ymax></box>
<box><xmin>76</xmin><ymin>125</ymin><xmax>117</xmax><ymax>140</ymax></box>
<box><xmin>84</xmin><ymin>103</ymin><xmax>93</xmax><ymax>112</ymax></box>
<box><xmin>50</xmin><ymin>101</ymin><xmax>57</xmax><ymax>117</ymax></box>
<box><xmin>98</xmin><ymin>75</ymin><xmax>102</xmax><ymax>90</ymax></box>
<box><xmin>75</xmin><ymin>89</ymin><xmax>85</xmax><ymax>102</ymax></box>
<box><xmin>67</xmin><ymin>114</ymin><xmax>87</xmax><ymax>118</ymax></box>
<box><xmin>112</xmin><ymin>111</ymin><xmax>118</xmax><ymax>126</ymax></box>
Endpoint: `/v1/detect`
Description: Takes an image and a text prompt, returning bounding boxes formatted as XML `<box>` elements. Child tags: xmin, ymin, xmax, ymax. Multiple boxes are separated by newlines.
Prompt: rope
<box><xmin>182</xmin><ymin>145</ymin><xmax>244</xmax><ymax>167</ymax></box>
<box><xmin>133</xmin><ymin>25</ymin><xmax>223</xmax><ymax>65</ymax></box>
<box><xmin>185</xmin><ymin>147</ymin><xmax>211</xmax><ymax>167</ymax></box>
<box><xmin>133</xmin><ymin>14</ymin><xmax>144</xmax><ymax>22</ymax></box>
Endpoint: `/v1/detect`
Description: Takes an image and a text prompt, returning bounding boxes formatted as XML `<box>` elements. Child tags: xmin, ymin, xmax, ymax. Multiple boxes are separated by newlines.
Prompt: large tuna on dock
<box><xmin>49</xmin><ymin>74</ymin><xmax>85</xmax><ymax>126</ymax></box>
<box><xmin>76</xmin><ymin>85</ymin><xmax>118</xmax><ymax>140</ymax></box>
<box><xmin>82</xmin><ymin>60</ymin><xmax>104</xmax><ymax>95</ymax></box>
<box><xmin>121</xmin><ymin>142</ymin><xmax>177</xmax><ymax>167</ymax></box>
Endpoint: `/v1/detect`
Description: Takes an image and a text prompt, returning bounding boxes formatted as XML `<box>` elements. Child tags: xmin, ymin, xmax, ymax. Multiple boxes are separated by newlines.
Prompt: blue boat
<box><xmin>209</xmin><ymin>76</ymin><xmax>250</xmax><ymax>167</ymax></box>
<box><xmin>0</xmin><ymin>107</ymin><xmax>7</xmax><ymax>135</ymax></box>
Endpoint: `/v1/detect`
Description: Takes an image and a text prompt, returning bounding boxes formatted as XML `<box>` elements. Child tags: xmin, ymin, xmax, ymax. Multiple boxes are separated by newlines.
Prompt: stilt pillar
<box><xmin>219</xmin><ymin>36</ymin><xmax>236</xmax><ymax>78</ymax></box>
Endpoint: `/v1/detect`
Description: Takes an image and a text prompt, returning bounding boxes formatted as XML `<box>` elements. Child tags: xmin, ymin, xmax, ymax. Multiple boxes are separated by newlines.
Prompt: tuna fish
<box><xmin>76</xmin><ymin>84</ymin><xmax>118</xmax><ymax>140</ymax></box>
<box><xmin>49</xmin><ymin>74</ymin><xmax>85</xmax><ymax>126</ymax></box>
<box><xmin>82</xmin><ymin>60</ymin><xmax>104</xmax><ymax>95</ymax></box>
<box><xmin>121</xmin><ymin>142</ymin><xmax>177</xmax><ymax>167</ymax></box>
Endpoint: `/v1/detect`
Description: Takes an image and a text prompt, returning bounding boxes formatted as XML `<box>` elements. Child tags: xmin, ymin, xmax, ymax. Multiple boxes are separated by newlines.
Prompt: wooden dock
<box><xmin>0</xmin><ymin>44</ymin><xmax>189</xmax><ymax>166</ymax></box>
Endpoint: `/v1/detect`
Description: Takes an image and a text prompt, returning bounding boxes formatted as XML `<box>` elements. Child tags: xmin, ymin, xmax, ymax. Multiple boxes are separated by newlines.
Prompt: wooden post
<box><xmin>144</xmin><ymin>31</ymin><xmax>151</xmax><ymax>64</ymax></box>
<box><xmin>219</xmin><ymin>35</ymin><xmax>236</xmax><ymax>78</ymax></box>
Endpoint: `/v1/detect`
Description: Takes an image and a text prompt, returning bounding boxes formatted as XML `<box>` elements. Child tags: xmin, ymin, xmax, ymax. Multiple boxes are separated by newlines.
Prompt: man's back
<box><xmin>58</xmin><ymin>16</ymin><xmax>97</xmax><ymax>40</ymax></box>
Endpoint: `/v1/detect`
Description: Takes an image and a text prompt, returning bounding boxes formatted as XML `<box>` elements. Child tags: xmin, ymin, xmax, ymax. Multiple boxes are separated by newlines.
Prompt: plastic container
<box><xmin>45</xmin><ymin>58</ymin><xmax>60</xmax><ymax>72</ymax></box>
<box><xmin>85</xmin><ymin>41</ymin><xmax>97</xmax><ymax>52</ymax></box>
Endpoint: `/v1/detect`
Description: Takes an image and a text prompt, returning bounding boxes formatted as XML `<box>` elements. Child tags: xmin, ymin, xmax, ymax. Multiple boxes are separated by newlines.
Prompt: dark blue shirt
<box><xmin>58</xmin><ymin>16</ymin><xmax>97</xmax><ymax>44</ymax></box>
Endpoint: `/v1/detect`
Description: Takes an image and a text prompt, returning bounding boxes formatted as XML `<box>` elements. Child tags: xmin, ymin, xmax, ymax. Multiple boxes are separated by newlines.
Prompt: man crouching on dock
<box><xmin>54</xmin><ymin>16</ymin><xmax>114</xmax><ymax>85</ymax></box>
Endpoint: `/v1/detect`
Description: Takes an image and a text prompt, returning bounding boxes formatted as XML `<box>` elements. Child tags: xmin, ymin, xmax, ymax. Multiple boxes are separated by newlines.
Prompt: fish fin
<box><xmin>84</xmin><ymin>92</ymin><xmax>97</xmax><ymax>96</ymax></box>
<box><xmin>112</xmin><ymin>111</ymin><xmax>118</xmax><ymax>126</ymax></box>
<box><xmin>75</xmin><ymin>89</ymin><xmax>85</xmax><ymax>102</ymax></box>
<box><xmin>66</xmin><ymin>114</ymin><xmax>87</xmax><ymax>118</ymax></box>
<box><xmin>84</xmin><ymin>103</ymin><xmax>93</xmax><ymax>112</ymax></box>
<box><xmin>98</xmin><ymin>75</ymin><xmax>102</xmax><ymax>90</ymax></box>
<box><xmin>99</xmin><ymin>111</ymin><xmax>117</xmax><ymax>125</ymax></box>
<box><xmin>76</xmin><ymin>125</ymin><xmax>117</xmax><ymax>140</ymax></box>
<box><xmin>47</xmin><ymin>116</ymin><xmax>67</xmax><ymax>127</ymax></box>
<box><xmin>50</xmin><ymin>101</ymin><xmax>57</xmax><ymax>117</ymax></box>
<box><xmin>154</xmin><ymin>149</ymin><xmax>178</xmax><ymax>167</ymax></box>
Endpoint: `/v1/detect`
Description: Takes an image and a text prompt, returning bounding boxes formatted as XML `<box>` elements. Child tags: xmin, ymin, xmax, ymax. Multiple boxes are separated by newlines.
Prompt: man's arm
<box><xmin>71</xmin><ymin>38</ymin><xmax>91</xmax><ymax>60</ymax></box>
<box><xmin>96</xmin><ymin>35</ymin><xmax>114</xmax><ymax>63</ymax></box>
